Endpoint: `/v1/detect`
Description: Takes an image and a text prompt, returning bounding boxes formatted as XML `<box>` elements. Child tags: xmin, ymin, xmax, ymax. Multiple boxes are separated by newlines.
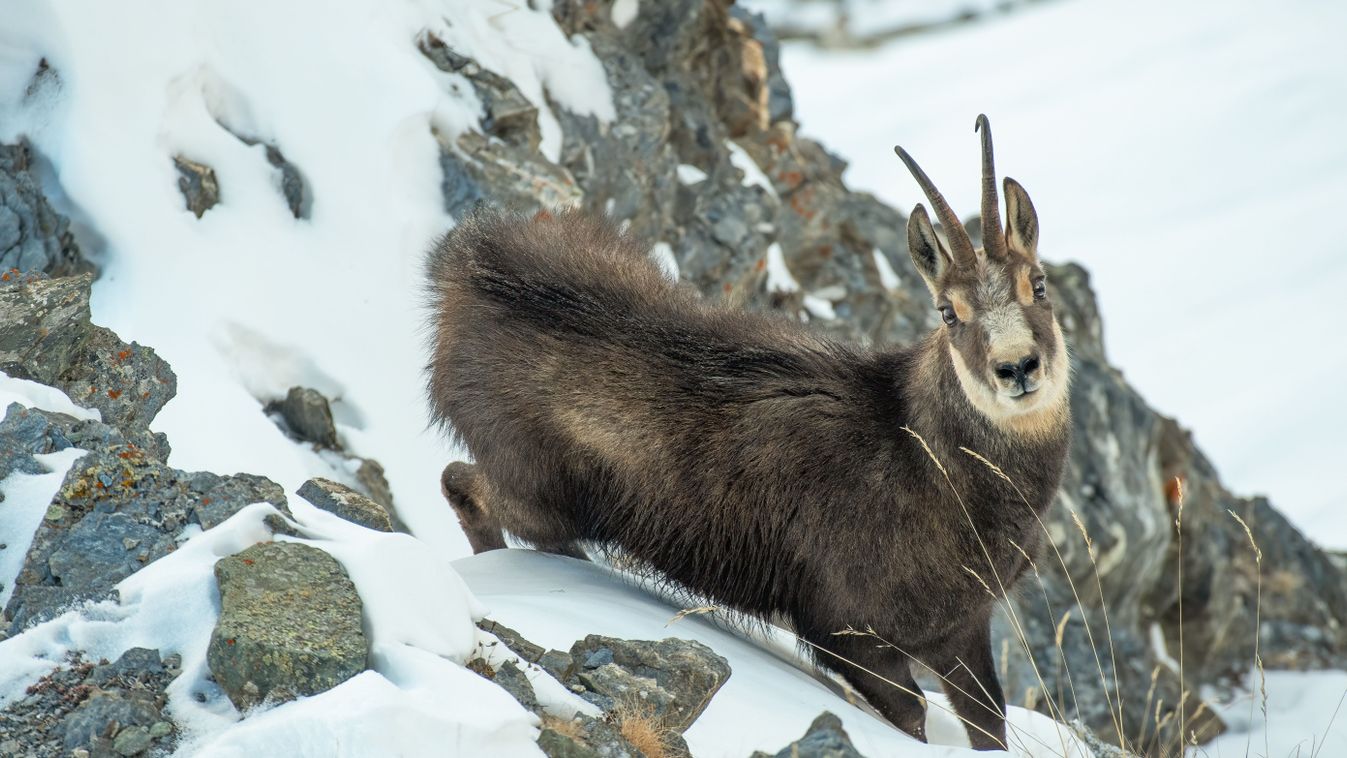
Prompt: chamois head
<box><xmin>895</xmin><ymin>115</ymin><xmax>1068</xmax><ymax>434</ymax></box>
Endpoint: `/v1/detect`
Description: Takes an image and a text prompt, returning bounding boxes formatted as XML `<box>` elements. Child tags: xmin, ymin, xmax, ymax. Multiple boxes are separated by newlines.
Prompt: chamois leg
<box><xmin>440</xmin><ymin>462</ymin><xmax>507</xmax><ymax>553</ymax></box>
<box><xmin>932</xmin><ymin>624</ymin><xmax>1006</xmax><ymax>751</ymax></box>
<box><xmin>806</xmin><ymin>630</ymin><xmax>928</xmax><ymax>742</ymax></box>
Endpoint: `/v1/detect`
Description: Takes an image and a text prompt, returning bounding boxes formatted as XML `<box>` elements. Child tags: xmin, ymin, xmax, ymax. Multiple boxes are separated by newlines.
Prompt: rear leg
<box><xmin>440</xmin><ymin>462</ymin><xmax>506</xmax><ymax>554</ymax></box>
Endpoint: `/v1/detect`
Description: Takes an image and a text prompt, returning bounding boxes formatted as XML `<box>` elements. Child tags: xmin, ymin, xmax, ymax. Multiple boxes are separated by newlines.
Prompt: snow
<box><xmin>0</xmin><ymin>448</ymin><xmax>85</xmax><ymax>610</ymax></box>
<box><xmin>765</xmin><ymin>241</ymin><xmax>801</xmax><ymax>293</ymax></box>
<box><xmin>1202</xmin><ymin>670</ymin><xmax>1347</xmax><ymax>758</ymax></box>
<box><xmin>763</xmin><ymin>0</ymin><xmax>1347</xmax><ymax>548</ymax></box>
<box><xmin>0</xmin><ymin>0</ymin><xmax>617</xmax><ymax>560</ymax></box>
<box><xmin>728</xmin><ymin>139</ymin><xmax>779</xmax><ymax>198</ymax></box>
<box><xmin>1</xmin><ymin>496</ymin><xmax>1085</xmax><ymax>757</ymax></box>
<box><xmin>458</xmin><ymin>549</ymin><xmax>1090</xmax><ymax>757</ymax></box>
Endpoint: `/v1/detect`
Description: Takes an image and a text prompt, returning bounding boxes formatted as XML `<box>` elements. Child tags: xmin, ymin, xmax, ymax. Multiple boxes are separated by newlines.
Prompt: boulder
<box><xmin>207</xmin><ymin>541</ymin><xmax>368</xmax><ymax>710</ymax></box>
<box><xmin>568</xmin><ymin>635</ymin><xmax>730</xmax><ymax>731</ymax></box>
<box><xmin>270</xmin><ymin>386</ymin><xmax>339</xmax><ymax>449</ymax></box>
<box><xmin>296</xmin><ymin>477</ymin><xmax>393</xmax><ymax>532</ymax></box>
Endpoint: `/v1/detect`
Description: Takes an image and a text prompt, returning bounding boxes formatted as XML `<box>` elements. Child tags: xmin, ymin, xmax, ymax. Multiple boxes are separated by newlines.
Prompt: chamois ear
<box><xmin>1003</xmin><ymin>177</ymin><xmax>1039</xmax><ymax>258</ymax></box>
<box><xmin>907</xmin><ymin>203</ymin><xmax>952</xmax><ymax>294</ymax></box>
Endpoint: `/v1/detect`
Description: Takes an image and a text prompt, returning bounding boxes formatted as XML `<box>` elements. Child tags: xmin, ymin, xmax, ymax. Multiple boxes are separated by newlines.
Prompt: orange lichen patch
<box><xmin>788</xmin><ymin>187</ymin><xmax>816</xmax><ymax>219</ymax></box>
<box><xmin>201</xmin><ymin>498</ymin><xmax>212</xmax><ymax>506</ymax></box>
<box><xmin>754</xmin><ymin>258</ymin><xmax>766</xmax><ymax>272</ymax></box>
<box><xmin>722</xmin><ymin>282</ymin><xmax>733</xmax><ymax>294</ymax></box>
<box><xmin>818</xmin><ymin>245</ymin><xmax>832</xmax><ymax>258</ymax></box>
<box><xmin>117</xmin><ymin>350</ymin><xmax>131</xmax><ymax>362</ymax></box>
<box><xmin>242</xmin><ymin>559</ymin><xmax>254</xmax><ymax>566</ymax></box>
<box><xmin>534</xmin><ymin>209</ymin><xmax>553</xmax><ymax>222</ymax></box>
<box><xmin>107</xmin><ymin>389</ymin><xmax>122</xmax><ymax>399</ymax></box>
<box><xmin>779</xmin><ymin>170</ymin><xmax>804</xmax><ymax>190</ymax></box>
<box><xmin>1164</xmin><ymin>475</ymin><xmax>1186</xmax><ymax>507</ymax></box>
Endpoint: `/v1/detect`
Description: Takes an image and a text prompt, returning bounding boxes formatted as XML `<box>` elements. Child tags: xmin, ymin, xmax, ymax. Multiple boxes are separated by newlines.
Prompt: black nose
<box><xmin>995</xmin><ymin>355</ymin><xmax>1042</xmax><ymax>385</ymax></box>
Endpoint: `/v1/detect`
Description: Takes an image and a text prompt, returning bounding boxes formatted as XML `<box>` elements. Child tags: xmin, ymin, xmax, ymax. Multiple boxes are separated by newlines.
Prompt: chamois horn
<box><xmin>893</xmin><ymin>143</ymin><xmax>977</xmax><ymax>269</ymax></box>
<box><xmin>975</xmin><ymin>114</ymin><xmax>1007</xmax><ymax>259</ymax></box>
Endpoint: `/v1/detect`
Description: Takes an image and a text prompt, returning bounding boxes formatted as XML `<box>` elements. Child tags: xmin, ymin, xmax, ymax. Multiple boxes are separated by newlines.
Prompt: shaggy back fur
<box><xmin>426</xmin><ymin>127</ymin><xmax>1070</xmax><ymax>750</ymax></box>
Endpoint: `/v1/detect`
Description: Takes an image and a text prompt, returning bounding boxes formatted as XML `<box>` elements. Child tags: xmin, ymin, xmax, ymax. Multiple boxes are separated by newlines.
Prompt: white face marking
<box><xmin>983</xmin><ymin>303</ymin><xmax>1033</xmax><ymax>356</ymax></box>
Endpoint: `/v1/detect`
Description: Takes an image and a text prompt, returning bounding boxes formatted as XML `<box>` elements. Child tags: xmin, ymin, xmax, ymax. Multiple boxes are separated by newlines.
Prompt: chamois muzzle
<box><xmin>994</xmin><ymin>353</ymin><xmax>1043</xmax><ymax>397</ymax></box>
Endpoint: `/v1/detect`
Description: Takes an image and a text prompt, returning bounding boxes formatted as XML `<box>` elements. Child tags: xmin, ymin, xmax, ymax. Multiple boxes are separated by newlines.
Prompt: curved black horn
<box><xmin>893</xmin><ymin>145</ymin><xmax>977</xmax><ymax>269</ymax></box>
<box><xmin>975</xmin><ymin>114</ymin><xmax>1007</xmax><ymax>259</ymax></box>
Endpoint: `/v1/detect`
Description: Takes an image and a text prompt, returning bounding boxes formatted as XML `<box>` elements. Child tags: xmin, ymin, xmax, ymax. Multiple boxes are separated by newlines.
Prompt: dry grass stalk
<box><xmin>1227</xmin><ymin>507</ymin><xmax>1269</xmax><ymax>758</ymax></box>
<box><xmin>903</xmin><ymin>427</ymin><xmax>1074</xmax><ymax>756</ymax></box>
<box><xmin>959</xmin><ymin>445</ymin><xmax>1128</xmax><ymax>751</ymax></box>
<box><xmin>665</xmin><ymin>605</ymin><xmax>718</xmax><ymax>627</ymax></box>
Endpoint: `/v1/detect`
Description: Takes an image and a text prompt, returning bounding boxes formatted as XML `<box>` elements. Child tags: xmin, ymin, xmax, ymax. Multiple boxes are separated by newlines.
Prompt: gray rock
<box><xmin>271</xmin><ymin>386</ymin><xmax>339</xmax><ymax>448</ymax></box>
<box><xmin>0</xmin><ymin>272</ymin><xmax>96</xmax><ymax>386</ymax></box>
<box><xmin>60</xmin><ymin>693</ymin><xmax>160</xmax><ymax>752</ymax></box>
<box><xmin>539</xmin><ymin>649</ymin><xmax>576</xmax><ymax>682</ymax></box>
<box><xmin>111</xmin><ymin>725</ymin><xmax>152</xmax><ymax>755</ymax></box>
<box><xmin>440</xmin><ymin>131</ymin><xmax>582</xmax><ymax>220</ymax></box>
<box><xmin>297</xmin><ymin>477</ymin><xmax>392</xmax><ymax>532</ymax></box>
<box><xmin>492</xmin><ymin>660</ymin><xmax>539</xmax><ymax>713</ymax></box>
<box><xmin>568</xmin><ymin>636</ymin><xmax>730</xmax><ymax>731</ymax></box>
<box><xmin>0</xmin><ymin>141</ymin><xmax>90</xmax><ymax>277</ymax></box>
<box><xmin>751</xmin><ymin>711</ymin><xmax>863</xmax><ymax>758</ymax></box>
<box><xmin>263</xmin><ymin>145</ymin><xmax>308</xmax><ymax>219</ymax></box>
<box><xmin>54</xmin><ymin>326</ymin><xmax>177</xmax><ymax>443</ymax></box>
<box><xmin>574</xmin><ymin>663</ymin><xmax>675</xmax><ymax>718</ymax></box>
<box><xmin>173</xmin><ymin>156</ymin><xmax>219</xmax><ymax>218</ymax></box>
<box><xmin>478</xmin><ymin>618</ymin><xmax>546</xmax><ymax>663</ymax></box>
<box><xmin>207</xmin><ymin>541</ymin><xmax>368</xmax><ymax>710</ymax></box>
<box><xmin>3</xmin><ymin>444</ymin><xmax>289</xmax><ymax>634</ymax></box>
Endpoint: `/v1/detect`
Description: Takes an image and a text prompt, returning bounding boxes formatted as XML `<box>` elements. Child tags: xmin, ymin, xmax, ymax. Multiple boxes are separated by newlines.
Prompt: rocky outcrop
<box><xmin>207</xmin><ymin>541</ymin><xmax>368</xmax><ymax>710</ymax></box>
<box><xmin>415</xmin><ymin>1</ymin><xmax>1344</xmax><ymax>748</ymax></box>
<box><xmin>0</xmin><ymin>141</ymin><xmax>91</xmax><ymax>278</ymax></box>
<box><xmin>0</xmin><ymin>271</ymin><xmax>176</xmax><ymax>454</ymax></box>
<box><xmin>470</xmin><ymin>621</ymin><xmax>726</xmax><ymax>758</ymax></box>
<box><xmin>0</xmin><ymin>648</ymin><xmax>180</xmax><ymax>757</ymax></box>
<box><xmin>2</xmin><ymin>415</ymin><xmax>290</xmax><ymax>633</ymax></box>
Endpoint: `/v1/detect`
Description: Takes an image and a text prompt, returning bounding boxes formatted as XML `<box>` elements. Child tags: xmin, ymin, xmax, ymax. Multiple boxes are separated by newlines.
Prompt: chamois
<box><xmin>425</xmin><ymin>115</ymin><xmax>1070</xmax><ymax>749</ymax></box>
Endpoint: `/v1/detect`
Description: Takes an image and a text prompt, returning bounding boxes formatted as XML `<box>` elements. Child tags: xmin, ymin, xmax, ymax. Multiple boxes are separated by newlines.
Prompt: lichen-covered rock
<box><xmin>750</xmin><ymin>711</ymin><xmax>864</xmax><ymax>758</ymax></box>
<box><xmin>173</xmin><ymin>156</ymin><xmax>219</xmax><ymax>218</ymax></box>
<box><xmin>0</xmin><ymin>272</ymin><xmax>176</xmax><ymax>450</ymax></box>
<box><xmin>0</xmin><ymin>141</ymin><xmax>90</xmax><ymax>277</ymax></box>
<box><xmin>0</xmin><ymin>272</ymin><xmax>96</xmax><ymax>386</ymax></box>
<box><xmin>296</xmin><ymin>477</ymin><xmax>393</xmax><ymax>532</ymax></box>
<box><xmin>568</xmin><ymin>636</ymin><xmax>730</xmax><ymax>731</ymax></box>
<box><xmin>208</xmin><ymin>541</ymin><xmax>368</xmax><ymax>710</ymax></box>
<box><xmin>3</xmin><ymin>442</ymin><xmax>289</xmax><ymax>634</ymax></box>
<box><xmin>54</xmin><ymin>326</ymin><xmax>177</xmax><ymax>435</ymax></box>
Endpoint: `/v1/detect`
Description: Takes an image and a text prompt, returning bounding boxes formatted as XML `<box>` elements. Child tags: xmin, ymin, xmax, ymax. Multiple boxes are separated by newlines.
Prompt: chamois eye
<box><xmin>1032</xmin><ymin>279</ymin><xmax>1047</xmax><ymax>301</ymax></box>
<box><xmin>939</xmin><ymin>306</ymin><xmax>958</xmax><ymax>326</ymax></box>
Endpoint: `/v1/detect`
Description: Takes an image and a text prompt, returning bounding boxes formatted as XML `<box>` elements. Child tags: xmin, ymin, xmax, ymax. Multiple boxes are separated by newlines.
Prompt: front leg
<box><xmin>932</xmin><ymin>622</ymin><xmax>1007</xmax><ymax>750</ymax></box>
<box><xmin>803</xmin><ymin>629</ymin><xmax>928</xmax><ymax>742</ymax></box>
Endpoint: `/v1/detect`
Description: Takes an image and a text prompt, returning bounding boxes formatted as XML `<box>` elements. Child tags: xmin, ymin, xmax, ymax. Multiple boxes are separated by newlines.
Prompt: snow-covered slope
<box><xmin>760</xmin><ymin>0</ymin><xmax>1347</xmax><ymax>546</ymax></box>
<box><xmin>0</xmin><ymin>0</ymin><xmax>617</xmax><ymax>560</ymax></box>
